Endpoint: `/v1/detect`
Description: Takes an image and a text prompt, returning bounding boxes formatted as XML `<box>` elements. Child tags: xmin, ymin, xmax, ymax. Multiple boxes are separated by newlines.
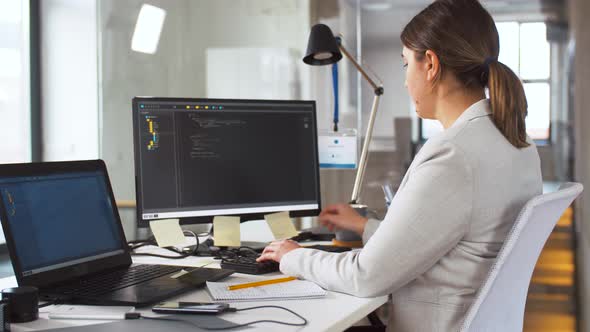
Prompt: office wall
<box><xmin>550</xmin><ymin>41</ymin><xmax>572</xmax><ymax>181</ymax></box>
<box><xmin>359</xmin><ymin>8</ymin><xmax>421</xmax><ymax>143</ymax></box>
<box><xmin>357</xmin><ymin>8</ymin><xmax>568</xmax><ymax>183</ymax></box>
<box><xmin>334</xmin><ymin>33</ymin><xmax>412</xmax><ymax>211</ymax></box>
<box><xmin>572</xmin><ymin>0</ymin><xmax>590</xmax><ymax>329</ymax></box>
<box><xmin>308</xmin><ymin>4</ymin><xmax>358</xmax><ymax>138</ymax></box>
<box><xmin>99</xmin><ymin>0</ymin><xmax>193</xmax><ymax>237</ymax></box>
<box><xmin>362</xmin><ymin>39</ymin><xmax>412</xmax><ymax>143</ymax></box>
<box><xmin>40</xmin><ymin>0</ymin><xmax>99</xmax><ymax>161</ymax></box>
<box><xmin>97</xmin><ymin>0</ymin><xmax>401</xmax><ymax>230</ymax></box>
<box><xmin>96</xmin><ymin>0</ymin><xmax>568</xmax><ymax>237</ymax></box>
<box><xmin>312</xmin><ymin>3</ymin><xmax>408</xmax><ymax>209</ymax></box>
<box><xmin>98</xmin><ymin>0</ymin><xmax>313</xmax><ymax>236</ymax></box>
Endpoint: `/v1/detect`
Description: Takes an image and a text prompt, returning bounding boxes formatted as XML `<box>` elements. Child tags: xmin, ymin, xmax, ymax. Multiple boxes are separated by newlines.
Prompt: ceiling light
<box><xmin>131</xmin><ymin>4</ymin><xmax>166</xmax><ymax>54</ymax></box>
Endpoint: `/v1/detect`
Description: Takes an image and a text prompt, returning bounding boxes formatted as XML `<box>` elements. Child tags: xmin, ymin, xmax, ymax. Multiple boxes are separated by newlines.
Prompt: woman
<box><xmin>257</xmin><ymin>0</ymin><xmax>542</xmax><ymax>330</ymax></box>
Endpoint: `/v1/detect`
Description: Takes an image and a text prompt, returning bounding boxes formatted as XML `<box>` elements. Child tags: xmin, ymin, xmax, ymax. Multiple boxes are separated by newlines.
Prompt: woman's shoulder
<box><xmin>417</xmin><ymin>115</ymin><xmax>540</xmax><ymax>173</ymax></box>
<box><xmin>418</xmin><ymin>123</ymin><xmax>473</xmax><ymax>158</ymax></box>
<box><xmin>413</xmin><ymin>135</ymin><xmax>471</xmax><ymax>173</ymax></box>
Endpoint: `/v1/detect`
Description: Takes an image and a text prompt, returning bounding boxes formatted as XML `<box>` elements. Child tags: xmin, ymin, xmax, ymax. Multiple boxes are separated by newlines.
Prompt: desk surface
<box><xmin>5</xmin><ymin>221</ymin><xmax>388</xmax><ymax>331</ymax></box>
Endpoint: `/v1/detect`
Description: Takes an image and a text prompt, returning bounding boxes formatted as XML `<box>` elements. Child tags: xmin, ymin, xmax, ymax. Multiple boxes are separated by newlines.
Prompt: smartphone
<box><xmin>152</xmin><ymin>302</ymin><xmax>230</xmax><ymax>315</ymax></box>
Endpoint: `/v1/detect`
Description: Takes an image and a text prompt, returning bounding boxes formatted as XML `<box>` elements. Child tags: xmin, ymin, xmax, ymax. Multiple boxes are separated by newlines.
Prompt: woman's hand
<box><xmin>256</xmin><ymin>240</ymin><xmax>301</xmax><ymax>263</ymax></box>
<box><xmin>318</xmin><ymin>203</ymin><xmax>368</xmax><ymax>236</ymax></box>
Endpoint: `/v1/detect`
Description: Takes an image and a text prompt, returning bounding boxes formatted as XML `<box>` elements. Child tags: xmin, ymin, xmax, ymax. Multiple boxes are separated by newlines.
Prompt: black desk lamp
<box><xmin>303</xmin><ymin>24</ymin><xmax>384</xmax><ymax>206</ymax></box>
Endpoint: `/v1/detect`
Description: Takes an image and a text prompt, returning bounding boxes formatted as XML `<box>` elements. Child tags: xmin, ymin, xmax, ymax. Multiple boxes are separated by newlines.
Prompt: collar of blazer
<box><xmin>451</xmin><ymin>98</ymin><xmax>492</xmax><ymax>128</ymax></box>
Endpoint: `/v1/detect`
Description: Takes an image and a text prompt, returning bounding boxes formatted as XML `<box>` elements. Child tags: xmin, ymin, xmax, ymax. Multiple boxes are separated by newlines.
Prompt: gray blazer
<box><xmin>280</xmin><ymin>99</ymin><xmax>543</xmax><ymax>332</ymax></box>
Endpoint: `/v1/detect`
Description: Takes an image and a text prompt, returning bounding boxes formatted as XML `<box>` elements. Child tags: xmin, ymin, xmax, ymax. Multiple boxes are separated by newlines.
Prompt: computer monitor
<box><xmin>132</xmin><ymin>97</ymin><xmax>321</xmax><ymax>228</ymax></box>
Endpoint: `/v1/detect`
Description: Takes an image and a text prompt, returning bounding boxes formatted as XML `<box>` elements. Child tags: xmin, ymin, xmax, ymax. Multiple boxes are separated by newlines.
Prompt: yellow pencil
<box><xmin>227</xmin><ymin>276</ymin><xmax>297</xmax><ymax>291</ymax></box>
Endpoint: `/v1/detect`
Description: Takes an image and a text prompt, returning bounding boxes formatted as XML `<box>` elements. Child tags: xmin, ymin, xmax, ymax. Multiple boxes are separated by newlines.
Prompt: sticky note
<box><xmin>213</xmin><ymin>216</ymin><xmax>241</xmax><ymax>247</ymax></box>
<box><xmin>265</xmin><ymin>212</ymin><xmax>298</xmax><ymax>240</ymax></box>
<box><xmin>149</xmin><ymin>219</ymin><xmax>186</xmax><ymax>247</ymax></box>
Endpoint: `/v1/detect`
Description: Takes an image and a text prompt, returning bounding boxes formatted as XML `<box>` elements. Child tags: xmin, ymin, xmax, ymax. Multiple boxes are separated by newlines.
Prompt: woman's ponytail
<box><xmin>487</xmin><ymin>61</ymin><xmax>530</xmax><ymax>148</ymax></box>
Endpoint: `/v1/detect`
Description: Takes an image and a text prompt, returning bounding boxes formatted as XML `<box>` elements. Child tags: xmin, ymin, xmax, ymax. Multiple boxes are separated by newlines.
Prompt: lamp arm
<box><xmin>350</xmin><ymin>93</ymin><xmax>381</xmax><ymax>204</ymax></box>
<box><xmin>336</xmin><ymin>44</ymin><xmax>384</xmax><ymax>204</ymax></box>
<box><xmin>338</xmin><ymin>42</ymin><xmax>383</xmax><ymax>204</ymax></box>
<box><xmin>338</xmin><ymin>44</ymin><xmax>383</xmax><ymax>95</ymax></box>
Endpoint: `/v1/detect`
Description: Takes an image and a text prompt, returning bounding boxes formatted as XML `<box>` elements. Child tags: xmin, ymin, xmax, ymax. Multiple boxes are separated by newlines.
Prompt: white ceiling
<box><xmin>344</xmin><ymin>0</ymin><xmax>545</xmax><ymax>11</ymax></box>
<box><xmin>342</xmin><ymin>0</ymin><xmax>566</xmax><ymax>43</ymax></box>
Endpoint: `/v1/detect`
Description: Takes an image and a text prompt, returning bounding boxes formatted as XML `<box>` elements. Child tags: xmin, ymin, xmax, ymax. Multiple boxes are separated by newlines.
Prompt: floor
<box><xmin>524</xmin><ymin>207</ymin><xmax>577</xmax><ymax>332</ymax></box>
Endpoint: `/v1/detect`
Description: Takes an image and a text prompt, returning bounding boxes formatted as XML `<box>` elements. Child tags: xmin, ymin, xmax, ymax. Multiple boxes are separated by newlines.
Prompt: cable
<box><xmin>38</xmin><ymin>300</ymin><xmax>58</xmax><ymax>308</ymax></box>
<box><xmin>130</xmin><ymin>252</ymin><xmax>191</xmax><ymax>259</ymax></box>
<box><xmin>128</xmin><ymin>230</ymin><xmax>203</xmax><ymax>259</ymax></box>
<box><xmin>196</xmin><ymin>231</ymin><xmax>212</xmax><ymax>238</ymax></box>
<box><xmin>38</xmin><ymin>296</ymin><xmax>72</xmax><ymax>308</ymax></box>
<box><xmin>140</xmin><ymin>305</ymin><xmax>307</xmax><ymax>330</ymax></box>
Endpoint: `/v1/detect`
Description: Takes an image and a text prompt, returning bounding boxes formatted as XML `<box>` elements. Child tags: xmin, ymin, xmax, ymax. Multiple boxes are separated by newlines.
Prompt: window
<box><xmin>40</xmin><ymin>0</ymin><xmax>99</xmax><ymax>161</ymax></box>
<box><xmin>0</xmin><ymin>0</ymin><xmax>31</xmax><ymax>245</ymax></box>
<box><xmin>421</xmin><ymin>22</ymin><xmax>551</xmax><ymax>141</ymax></box>
<box><xmin>498</xmin><ymin>22</ymin><xmax>551</xmax><ymax>140</ymax></box>
<box><xmin>0</xmin><ymin>1</ymin><xmax>31</xmax><ymax>163</ymax></box>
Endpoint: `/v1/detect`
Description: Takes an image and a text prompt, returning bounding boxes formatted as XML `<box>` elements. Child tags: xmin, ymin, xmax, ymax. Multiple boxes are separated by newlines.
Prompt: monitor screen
<box><xmin>132</xmin><ymin>98</ymin><xmax>321</xmax><ymax>227</ymax></box>
<box><xmin>0</xmin><ymin>171</ymin><xmax>125</xmax><ymax>276</ymax></box>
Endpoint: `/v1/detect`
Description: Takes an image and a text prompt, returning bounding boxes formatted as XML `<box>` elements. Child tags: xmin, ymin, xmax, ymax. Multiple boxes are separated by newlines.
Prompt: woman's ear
<box><xmin>424</xmin><ymin>50</ymin><xmax>440</xmax><ymax>83</ymax></box>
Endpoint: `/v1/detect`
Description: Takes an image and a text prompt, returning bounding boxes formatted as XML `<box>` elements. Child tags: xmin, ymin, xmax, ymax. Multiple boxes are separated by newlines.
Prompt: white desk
<box><xmin>4</xmin><ymin>220</ymin><xmax>388</xmax><ymax>331</ymax></box>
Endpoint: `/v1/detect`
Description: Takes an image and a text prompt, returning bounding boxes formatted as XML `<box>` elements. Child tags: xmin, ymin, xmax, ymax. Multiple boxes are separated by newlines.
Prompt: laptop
<box><xmin>0</xmin><ymin>160</ymin><xmax>233</xmax><ymax>307</ymax></box>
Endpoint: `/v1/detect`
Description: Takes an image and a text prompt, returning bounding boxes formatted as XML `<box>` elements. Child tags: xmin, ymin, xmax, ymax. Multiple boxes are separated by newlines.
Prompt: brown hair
<box><xmin>401</xmin><ymin>0</ymin><xmax>529</xmax><ymax>148</ymax></box>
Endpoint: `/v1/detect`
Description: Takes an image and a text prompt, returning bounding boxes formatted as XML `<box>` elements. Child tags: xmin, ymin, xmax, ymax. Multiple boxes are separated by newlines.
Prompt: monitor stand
<box><xmin>233</xmin><ymin>219</ymin><xmax>272</xmax><ymax>252</ymax></box>
<box><xmin>181</xmin><ymin>223</ymin><xmax>212</xmax><ymax>235</ymax></box>
<box><xmin>183</xmin><ymin>224</ymin><xmax>268</xmax><ymax>253</ymax></box>
<box><xmin>185</xmin><ymin>238</ymin><xmax>214</xmax><ymax>256</ymax></box>
<box><xmin>191</xmin><ymin>239</ymin><xmax>267</xmax><ymax>254</ymax></box>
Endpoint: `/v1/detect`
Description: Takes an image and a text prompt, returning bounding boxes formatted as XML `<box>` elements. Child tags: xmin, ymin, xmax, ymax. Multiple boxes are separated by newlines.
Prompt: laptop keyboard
<box><xmin>53</xmin><ymin>264</ymin><xmax>181</xmax><ymax>297</ymax></box>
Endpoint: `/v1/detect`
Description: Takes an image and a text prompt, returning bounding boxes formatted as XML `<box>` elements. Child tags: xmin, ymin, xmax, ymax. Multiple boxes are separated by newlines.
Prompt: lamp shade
<box><xmin>303</xmin><ymin>24</ymin><xmax>342</xmax><ymax>65</ymax></box>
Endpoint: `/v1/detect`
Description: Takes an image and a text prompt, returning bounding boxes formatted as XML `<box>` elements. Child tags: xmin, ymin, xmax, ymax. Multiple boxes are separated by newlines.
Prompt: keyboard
<box><xmin>52</xmin><ymin>264</ymin><xmax>181</xmax><ymax>297</ymax></box>
<box><xmin>220</xmin><ymin>255</ymin><xmax>280</xmax><ymax>275</ymax></box>
<box><xmin>218</xmin><ymin>245</ymin><xmax>352</xmax><ymax>274</ymax></box>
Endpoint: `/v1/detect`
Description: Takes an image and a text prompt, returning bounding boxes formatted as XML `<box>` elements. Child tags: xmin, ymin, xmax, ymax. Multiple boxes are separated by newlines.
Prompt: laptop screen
<box><xmin>0</xmin><ymin>171</ymin><xmax>125</xmax><ymax>276</ymax></box>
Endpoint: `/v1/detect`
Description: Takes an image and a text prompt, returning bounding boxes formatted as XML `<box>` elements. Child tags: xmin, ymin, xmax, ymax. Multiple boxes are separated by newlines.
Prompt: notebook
<box><xmin>206</xmin><ymin>279</ymin><xmax>327</xmax><ymax>301</ymax></box>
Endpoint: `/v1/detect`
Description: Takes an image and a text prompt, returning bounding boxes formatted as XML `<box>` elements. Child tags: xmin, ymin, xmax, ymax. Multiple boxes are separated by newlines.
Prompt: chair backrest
<box><xmin>460</xmin><ymin>182</ymin><xmax>583</xmax><ymax>332</ymax></box>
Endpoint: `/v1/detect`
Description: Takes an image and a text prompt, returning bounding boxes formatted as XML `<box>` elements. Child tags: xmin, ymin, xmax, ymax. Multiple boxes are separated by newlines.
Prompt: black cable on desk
<box><xmin>130</xmin><ymin>252</ymin><xmax>192</xmax><ymax>259</ymax></box>
<box><xmin>38</xmin><ymin>300</ymin><xmax>58</xmax><ymax>309</ymax></box>
<box><xmin>128</xmin><ymin>230</ymin><xmax>205</xmax><ymax>259</ymax></box>
<box><xmin>140</xmin><ymin>305</ymin><xmax>307</xmax><ymax>330</ymax></box>
<box><xmin>38</xmin><ymin>296</ymin><xmax>72</xmax><ymax>308</ymax></box>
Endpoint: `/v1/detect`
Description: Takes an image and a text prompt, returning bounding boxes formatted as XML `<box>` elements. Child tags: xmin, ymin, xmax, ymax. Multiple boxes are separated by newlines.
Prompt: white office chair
<box><xmin>460</xmin><ymin>182</ymin><xmax>583</xmax><ymax>332</ymax></box>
